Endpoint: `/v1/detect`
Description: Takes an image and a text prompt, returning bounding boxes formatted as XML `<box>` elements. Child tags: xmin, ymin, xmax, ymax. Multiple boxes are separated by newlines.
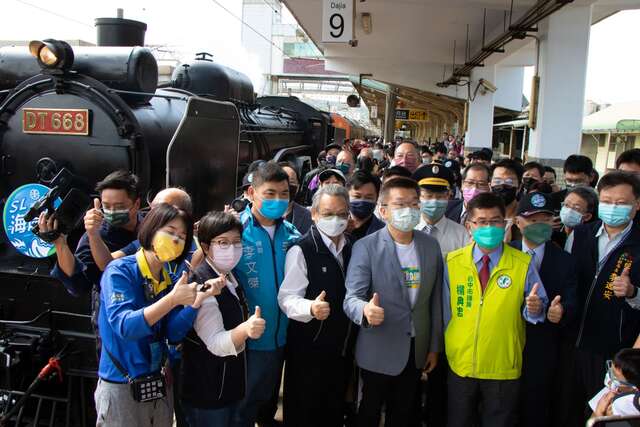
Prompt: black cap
<box><xmin>442</xmin><ymin>159</ymin><xmax>461</xmax><ymax>173</ymax></box>
<box><xmin>318</xmin><ymin>168</ymin><xmax>346</xmax><ymax>185</ymax></box>
<box><xmin>516</xmin><ymin>191</ymin><xmax>555</xmax><ymax>217</ymax></box>
<box><xmin>470</xmin><ymin>150</ymin><xmax>492</xmax><ymax>162</ymax></box>
<box><xmin>412</xmin><ymin>164</ymin><xmax>453</xmax><ymax>191</ymax></box>
<box><xmin>325</xmin><ymin>143</ymin><xmax>342</xmax><ymax>152</ymax></box>
<box><xmin>241</xmin><ymin>172</ymin><xmax>254</xmax><ymax>189</ymax></box>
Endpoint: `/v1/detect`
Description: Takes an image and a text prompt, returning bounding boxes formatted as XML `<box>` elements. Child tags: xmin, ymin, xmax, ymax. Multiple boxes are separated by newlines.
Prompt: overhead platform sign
<box><xmin>395</xmin><ymin>109</ymin><xmax>428</xmax><ymax>121</ymax></box>
<box><xmin>322</xmin><ymin>0</ymin><xmax>354</xmax><ymax>43</ymax></box>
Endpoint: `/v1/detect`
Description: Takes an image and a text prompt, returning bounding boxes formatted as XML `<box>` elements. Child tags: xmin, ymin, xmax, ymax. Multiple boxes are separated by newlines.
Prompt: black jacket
<box><xmin>510</xmin><ymin>240</ymin><xmax>578</xmax><ymax>337</ymax></box>
<box><xmin>445</xmin><ymin>199</ymin><xmax>464</xmax><ymax>224</ymax></box>
<box><xmin>180</xmin><ymin>262</ymin><xmax>247</xmax><ymax>409</ymax></box>
<box><xmin>287</xmin><ymin>226</ymin><xmax>356</xmax><ymax>356</ymax></box>
<box><xmin>572</xmin><ymin>220</ymin><xmax>640</xmax><ymax>357</ymax></box>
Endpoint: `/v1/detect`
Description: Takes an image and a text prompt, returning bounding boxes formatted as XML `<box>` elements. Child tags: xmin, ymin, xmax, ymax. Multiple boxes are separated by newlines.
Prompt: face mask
<box><xmin>389</xmin><ymin>207</ymin><xmax>421</xmax><ymax>232</ymax></box>
<box><xmin>152</xmin><ymin>231</ymin><xmax>185</xmax><ymax>263</ymax></box>
<box><xmin>492</xmin><ymin>185</ymin><xmax>518</xmax><ymax>205</ymax></box>
<box><xmin>599</xmin><ymin>203</ymin><xmax>633</xmax><ymax>227</ymax></box>
<box><xmin>336</xmin><ymin>162</ymin><xmax>351</xmax><ymax>175</ymax></box>
<box><xmin>316</xmin><ymin>216</ymin><xmax>348</xmax><ymax>237</ymax></box>
<box><xmin>472</xmin><ymin>226</ymin><xmax>505</xmax><ymax>250</ymax></box>
<box><xmin>258</xmin><ymin>197</ymin><xmax>289</xmax><ymax>220</ymax></box>
<box><xmin>102</xmin><ymin>208</ymin><xmax>130</xmax><ymax>227</ymax></box>
<box><xmin>560</xmin><ymin>206</ymin><xmax>583</xmax><ymax>228</ymax></box>
<box><xmin>372</xmin><ymin>149</ymin><xmax>384</xmax><ymax>161</ymax></box>
<box><xmin>463</xmin><ymin>187</ymin><xmax>485</xmax><ymax>204</ymax></box>
<box><xmin>521</xmin><ymin>177</ymin><xmax>536</xmax><ymax>192</ymax></box>
<box><xmin>350</xmin><ymin>199</ymin><xmax>376</xmax><ymax>220</ymax></box>
<box><xmin>522</xmin><ymin>222</ymin><xmax>552</xmax><ymax>245</ymax></box>
<box><xmin>325</xmin><ymin>155</ymin><xmax>337</xmax><ymax>166</ymax></box>
<box><xmin>209</xmin><ymin>243</ymin><xmax>243</xmax><ymax>272</ymax></box>
<box><xmin>422</xmin><ymin>157</ymin><xmax>432</xmax><ymax>165</ymax></box>
<box><xmin>420</xmin><ymin>199</ymin><xmax>448</xmax><ymax>221</ymax></box>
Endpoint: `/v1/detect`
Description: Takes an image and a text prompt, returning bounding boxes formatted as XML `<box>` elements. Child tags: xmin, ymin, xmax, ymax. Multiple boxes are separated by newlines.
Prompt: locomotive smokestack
<box><xmin>95</xmin><ymin>10</ymin><xmax>147</xmax><ymax>47</ymax></box>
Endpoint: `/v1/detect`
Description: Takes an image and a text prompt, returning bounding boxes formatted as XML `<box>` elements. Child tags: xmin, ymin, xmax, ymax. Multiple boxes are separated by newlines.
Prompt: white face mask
<box><xmin>209</xmin><ymin>243</ymin><xmax>243</xmax><ymax>272</ymax></box>
<box><xmin>316</xmin><ymin>216</ymin><xmax>348</xmax><ymax>237</ymax></box>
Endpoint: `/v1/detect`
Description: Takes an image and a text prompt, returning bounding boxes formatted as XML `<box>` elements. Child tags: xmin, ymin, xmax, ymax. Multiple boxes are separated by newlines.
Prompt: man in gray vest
<box><xmin>343</xmin><ymin>177</ymin><xmax>444</xmax><ymax>427</ymax></box>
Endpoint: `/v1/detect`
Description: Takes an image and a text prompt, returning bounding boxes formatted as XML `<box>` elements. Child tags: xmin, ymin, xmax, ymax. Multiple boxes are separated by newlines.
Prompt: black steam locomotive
<box><xmin>0</xmin><ymin>16</ymin><xmax>344</xmax><ymax>425</ymax></box>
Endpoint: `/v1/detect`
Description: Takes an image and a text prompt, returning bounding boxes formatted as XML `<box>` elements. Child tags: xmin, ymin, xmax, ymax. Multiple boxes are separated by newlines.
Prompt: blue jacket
<box><xmin>98</xmin><ymin>255</ymin><xmax>197</xmax><ymax>382</ymax></box>
<box><xmin>234</xmin><ymin>207</ymin><xmax>300</xmax><ymax>351</ymax></box>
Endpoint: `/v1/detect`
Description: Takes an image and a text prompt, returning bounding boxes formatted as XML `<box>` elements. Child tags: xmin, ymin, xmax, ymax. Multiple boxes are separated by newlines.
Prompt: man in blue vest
<box><xmin>233</xmin><ymin>161</ymin><xmax>300</xmax><ymax>427</ymax></box>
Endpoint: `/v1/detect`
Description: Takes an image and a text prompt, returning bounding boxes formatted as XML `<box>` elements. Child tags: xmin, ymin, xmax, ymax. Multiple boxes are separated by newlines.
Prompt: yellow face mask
<box><xmin>152</xmin><ymin>231</ymin><xmax>185</xmax><ymax>263</ymax></box>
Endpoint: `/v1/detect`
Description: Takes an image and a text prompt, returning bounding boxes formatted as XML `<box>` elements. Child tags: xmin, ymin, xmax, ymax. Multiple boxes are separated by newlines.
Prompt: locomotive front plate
<box><xmin>22</xmin><ymin>108</ymin><xmax>89</xmax><ymax>136</ymax></box>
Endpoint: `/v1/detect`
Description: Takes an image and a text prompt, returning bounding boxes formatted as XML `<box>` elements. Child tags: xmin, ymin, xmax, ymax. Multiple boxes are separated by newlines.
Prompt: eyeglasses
<box><xmin>605</xmin><ymin>360</ymin><xmax>638</xmax><ymax>392</ymax></box>
<box><xmin>491</xmin><ymin>178</ymin><xmax>516</xmax><ymax>187</ymax></box>
<box><xmin>462</xmin><ymin>180</ymin><xmax>490</xmax><ymax>190</ymax></box>
<box><xmin>468</xmin><ymin>219</ymin><xmax>505</xmax><ymax>227</ymax></box>
<box><xmin>211</xmin><ymin>240</ymin><xmax>242</xmax><ymax>249</ymax></box>
<box><xmin>383</xmin><ymin>202</ymin><xmax>421</xmax><ymax>210</ymax></box>
<box><xmin>561</xmin><ymin>202</ymin><xmax>586</xmax><ymax>214</ymax></box>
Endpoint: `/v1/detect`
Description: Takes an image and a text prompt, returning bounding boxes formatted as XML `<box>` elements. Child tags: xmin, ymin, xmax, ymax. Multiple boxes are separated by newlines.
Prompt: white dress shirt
<box><xmin>278</xmin><ymin>229</ymin><xmax>346</xmax><ymax>323</ymax></box>
<box><xmin>193</xmin><ymin>262</ymin><xmax>244</xmax><ymax>357</ymax></box>
<box><xmin>415</xmin><ymin>215</ymin><xmax>470</xmax><ymax>256</ymax></box>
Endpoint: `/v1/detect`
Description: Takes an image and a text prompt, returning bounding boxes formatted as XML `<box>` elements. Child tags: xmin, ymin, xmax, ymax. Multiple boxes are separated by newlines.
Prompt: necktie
<box><xmin>528</xmin><ymin>249</ymin><xmax>538</xmax><ymax>271</ymax></box>
<box><xmin>479</xmin><ymin>255</ymin><xmax>490</xmax><ymax>292</ymax></box>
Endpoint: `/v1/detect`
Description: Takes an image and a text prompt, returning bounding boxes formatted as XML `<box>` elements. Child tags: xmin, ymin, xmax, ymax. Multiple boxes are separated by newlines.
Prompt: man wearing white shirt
<box><xmin>278</xmin><ymin>184</ymin><xmax>355</xmax><ymax>427</ymax></box>
<box><xmin>413</xmin><ymin>164</ymin><xmax>470</xmax><ymax>257</ymax></box>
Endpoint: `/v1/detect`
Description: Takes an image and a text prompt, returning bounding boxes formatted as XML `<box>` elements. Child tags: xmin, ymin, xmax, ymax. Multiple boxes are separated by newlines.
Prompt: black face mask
<box><xmin>492</xmin><ymin>185</ymin><xmax>518</xmax><ymax>205</ymax></box>
<box><xmin>521</xmin><ymin>177</ymin><xmax>536</xmax><ymax>192</ymax></box>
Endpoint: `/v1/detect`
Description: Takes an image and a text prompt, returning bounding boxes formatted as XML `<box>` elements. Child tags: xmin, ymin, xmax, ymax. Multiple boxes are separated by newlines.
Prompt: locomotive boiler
<box><xmin>0</xmin><ymin>15</ymin><xmax>331</xmax><ymax>425</ymax></box>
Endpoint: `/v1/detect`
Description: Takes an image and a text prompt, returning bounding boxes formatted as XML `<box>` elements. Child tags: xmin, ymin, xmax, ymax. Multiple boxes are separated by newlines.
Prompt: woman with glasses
<box><xmin>180</xmin><ymin>211</ymin><xmax>266</xmax><ymax>427</ymax></box>
<box><xmin>95</xmin><ymin>203</ymin><xmax>214</xmax><ymax>427</ymax></box>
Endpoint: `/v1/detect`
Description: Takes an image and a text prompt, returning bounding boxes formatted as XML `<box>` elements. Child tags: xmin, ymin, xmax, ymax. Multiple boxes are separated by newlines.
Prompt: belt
<box><xmin>100</xmin><ymin>377</ymin><xmax>128</xmax><ymax>385</ymax></box>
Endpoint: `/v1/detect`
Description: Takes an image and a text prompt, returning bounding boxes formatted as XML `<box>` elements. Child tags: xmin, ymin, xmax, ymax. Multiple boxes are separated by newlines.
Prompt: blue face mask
<box><xmin>560</xmin><ymin>206</ymin><xmax>584</xmax><ymax>228</ymax></box>
<box><xmin>258</xmin><ymin>198</ymin><xmax>289</xmax><ymax>220</ymax></box>
<box><xmin>336</xmin><ymin>161</ymin><xmax>351</xmax><ymax>175</ymax></box>
<box><xmin>472</xmin><ymin>226</ymin><xmax>505</xmax><ymax>250</ymax></box>
<box><xmin>389</xmin><ymin>207</ymin><xmax>421</xmax><ymax>232</ymax></box>
<box><xmin>599</xmin><ymin>203</ymin><xmax>634</xmax><ymax>227</ymax></box>
<box><xmin>350</xmin><ymin>199</ymin><xmax>376</xmax><ymax>220</ymax></box>
<box><xmin>420</xmin><ymin>199</ymin><xmax>448</xmax><ymax>221</ymax></box>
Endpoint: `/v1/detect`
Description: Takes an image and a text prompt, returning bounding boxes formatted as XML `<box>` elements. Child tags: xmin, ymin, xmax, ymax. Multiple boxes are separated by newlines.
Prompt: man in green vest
<box><xmin>443</xmin><ymin>192</ymin><xmax>549</xmax><ymax>427</ymax></box>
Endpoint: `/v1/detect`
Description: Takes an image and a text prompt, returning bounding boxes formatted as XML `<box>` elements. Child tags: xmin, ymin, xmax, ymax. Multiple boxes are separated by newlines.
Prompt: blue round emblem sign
<box><xmin>3</xmin><ymin>183</ymin><xmax>61</xmax><ymax>258</ymax></box>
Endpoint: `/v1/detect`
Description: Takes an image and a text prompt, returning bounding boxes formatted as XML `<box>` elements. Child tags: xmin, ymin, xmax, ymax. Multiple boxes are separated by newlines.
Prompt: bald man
<box><xmin>151</xmin><ymin>187</ymin><xmax>193</xmax><ymax>215</ymax></box>
<box><xmin>111</xmin><ymin>187</ymin><xmax>202</xmax><ymax>268</ymax></box>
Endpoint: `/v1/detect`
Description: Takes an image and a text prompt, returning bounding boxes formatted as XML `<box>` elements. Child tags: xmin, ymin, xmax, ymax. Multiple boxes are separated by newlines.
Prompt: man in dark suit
<box><xmin>445</xmin><ymin>163</ymin><xmax>491</xmax><ymax>224</ymax></box>
<box><xmin>511</xmin><ymin>191</ymin><xmax>578</xmax><ymax>427</ymax></box>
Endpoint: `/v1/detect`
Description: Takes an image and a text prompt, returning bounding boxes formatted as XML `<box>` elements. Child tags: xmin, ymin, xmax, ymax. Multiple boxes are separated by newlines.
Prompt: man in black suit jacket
<box><xmin>511</xmin><ymin>191</ymin><xmax>578</xmax><ymax>427</ymax></box>
<box><xmin>445</xmin><ymin>163</ymin><xmax>491</xmax><ymax>224</ymax></box>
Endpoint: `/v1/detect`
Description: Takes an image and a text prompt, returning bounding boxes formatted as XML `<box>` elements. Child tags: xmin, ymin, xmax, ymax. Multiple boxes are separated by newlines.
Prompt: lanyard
<box><xmin>136</xmin><ymin>249</ymin><xmax>172</xmax><ymax>298</ymax></box>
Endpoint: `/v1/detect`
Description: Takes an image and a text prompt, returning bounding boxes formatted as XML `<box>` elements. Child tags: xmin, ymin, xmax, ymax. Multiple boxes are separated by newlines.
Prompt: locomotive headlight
<box><xmin>28</xmin><ymin>39</ymin><xmax>74</xmax><ymax>71</ymax></box>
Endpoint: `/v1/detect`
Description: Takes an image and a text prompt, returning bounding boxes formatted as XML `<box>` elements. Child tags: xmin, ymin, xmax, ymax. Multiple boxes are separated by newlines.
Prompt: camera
<box><xmin>231</xmin><ymin>197</ymin><xmax>249</xmax><ymax>213</ymax></box>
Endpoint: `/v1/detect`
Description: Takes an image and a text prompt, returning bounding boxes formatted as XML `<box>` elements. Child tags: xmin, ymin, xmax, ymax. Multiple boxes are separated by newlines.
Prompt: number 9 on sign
<box><xmin>322</xmin><ymin>0</ymin><xmax>353</xmax><ymax>43</ymax></box>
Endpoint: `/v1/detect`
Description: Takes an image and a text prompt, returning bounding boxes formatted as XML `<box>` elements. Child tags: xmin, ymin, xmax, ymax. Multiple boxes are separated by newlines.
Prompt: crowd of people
<box><xmin>41</xmin><ymin>136</ymin><xmax>640</xmax><ymax>427</ymax></box>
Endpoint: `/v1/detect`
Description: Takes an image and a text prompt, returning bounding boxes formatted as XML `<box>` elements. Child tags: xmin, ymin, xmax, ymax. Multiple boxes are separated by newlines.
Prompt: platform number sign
<box><xmin>322</xmin><ymin>0</ymin><xmax>354</xmax><ymax>43</ymax></box>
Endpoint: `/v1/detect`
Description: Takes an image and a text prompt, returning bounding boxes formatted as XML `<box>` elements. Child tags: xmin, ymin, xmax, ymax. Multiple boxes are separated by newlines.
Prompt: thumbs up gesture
<box><xmin>364</xmin><ymin>292</ymin><xmax>385</xmax><ymax>326</ymax></box>
<box><xmin>613</xmin><ymin>267</ymin><xmax>635</xmax><ymax>298</ymax></box>
<box><xmin>547</xmin><ymin>295</ymin><xmax>564</xmax><ymax>324</ymax></box>
<box><xmin>526</xmin><ymin>283</ymin><xmax>543</xmax><ymax>316</ymax></box>
<box><xmin>245</xmin><ymin>306</ymin><xmax>266</xmax><ymax>339</ymax></box>
<box><xmin>84</xmin><ymin>198</ymin><xmax>104</xmax><ymax>237</ymax></box>
<box><xmin>170</xmin><ymin>271</ymin><xmax>198</xmax><ymax>307</ymax></box>
<box><xmin>310</xmin><ymin>290</ymin><xmax>331</xmax><ymax>320</ymax></box>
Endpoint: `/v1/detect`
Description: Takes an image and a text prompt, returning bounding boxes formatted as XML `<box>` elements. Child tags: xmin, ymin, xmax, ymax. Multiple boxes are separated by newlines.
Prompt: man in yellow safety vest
<box><xmin>443</xmin><ymin>191</ymin><xmax>549</xmax><ymax>427</ymax></box>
